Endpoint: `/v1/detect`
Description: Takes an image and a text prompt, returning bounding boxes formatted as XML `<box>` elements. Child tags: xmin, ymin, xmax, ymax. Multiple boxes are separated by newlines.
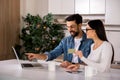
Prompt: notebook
<box><xmin>12</xmin><ymin>46</ymin><xmax>43</xmax><ymax>68</ymax></box>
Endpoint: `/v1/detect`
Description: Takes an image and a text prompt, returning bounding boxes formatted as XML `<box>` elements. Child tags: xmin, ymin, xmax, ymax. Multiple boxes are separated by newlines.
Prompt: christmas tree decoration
<box><xmin>20</xmin><ymin>13</ymin><xmax>64</xmax><ymax>59</ymax></box>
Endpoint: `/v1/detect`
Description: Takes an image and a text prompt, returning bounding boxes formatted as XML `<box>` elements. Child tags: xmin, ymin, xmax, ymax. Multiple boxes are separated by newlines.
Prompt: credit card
<box><xmin>68</xmin><ymin>49</ymin><xmax>75</xmax><ymax>53</ymax></box>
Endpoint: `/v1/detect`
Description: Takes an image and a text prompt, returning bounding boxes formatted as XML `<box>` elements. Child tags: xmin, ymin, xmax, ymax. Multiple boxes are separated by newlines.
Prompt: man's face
<box><xmin>66</xmin><ymin>21</ymin><xmax>80</xmax><ymax>37</ymax></box>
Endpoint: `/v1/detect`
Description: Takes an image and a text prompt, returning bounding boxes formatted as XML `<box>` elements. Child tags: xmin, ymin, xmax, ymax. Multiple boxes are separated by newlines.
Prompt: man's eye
<box><xmin>67</xmin><ymin>26</ymin><xmax>75</xmax><ymax>28</ymax></box>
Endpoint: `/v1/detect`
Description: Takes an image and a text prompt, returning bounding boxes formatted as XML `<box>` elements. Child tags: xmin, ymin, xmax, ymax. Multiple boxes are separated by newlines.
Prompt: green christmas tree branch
<box><xmin>20</xmin><ymin>13</ymin><xmax>64</xmax><ymax>59</ymax></box>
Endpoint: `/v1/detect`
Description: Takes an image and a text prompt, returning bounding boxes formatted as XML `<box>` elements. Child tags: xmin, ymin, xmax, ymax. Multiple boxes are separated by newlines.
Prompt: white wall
<box><xmin>105</xmin><ymin>0</ymin><xmax>120</xmax><ymax>25</ymax></box>
<box><xmin>20</xmin><ymin>0</ymin><xmax>48</xmax><ymax>17</ymax></box>
<box><xmin>105</xmin><ymin>26</ymin><xmax>120</xmax><ymax>62</ymax></box>
<box><xmin>20</xmin><ymin>0</ymin><xmax>37</xmax><ymax>16</ymax></box>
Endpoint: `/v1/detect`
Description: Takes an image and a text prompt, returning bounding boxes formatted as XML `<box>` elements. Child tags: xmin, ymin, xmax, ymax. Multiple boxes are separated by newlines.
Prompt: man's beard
<box><xmin>70</xmin><ymin>31</ymin><xmax>79</xmax><ymax>37</ymax></box>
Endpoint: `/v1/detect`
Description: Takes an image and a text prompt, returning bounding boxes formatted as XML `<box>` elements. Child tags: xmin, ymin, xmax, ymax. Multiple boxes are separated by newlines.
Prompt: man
<box><xmin>26</xmin><ymin>14</ymin><xmax>93</xmax><ymax>69</ymax></box>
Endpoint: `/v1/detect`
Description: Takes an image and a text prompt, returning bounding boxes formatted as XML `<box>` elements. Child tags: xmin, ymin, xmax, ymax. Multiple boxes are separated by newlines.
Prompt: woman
<box><xmin>67</xmin><ymin>19</ymin><xmax>113</xmax><ymax>72</ymax></box>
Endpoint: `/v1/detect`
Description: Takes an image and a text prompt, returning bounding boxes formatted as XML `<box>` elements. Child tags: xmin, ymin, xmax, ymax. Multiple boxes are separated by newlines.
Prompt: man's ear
<box><xmin>78</xmin><ymin>23</ymin><xmax>82</xmax><ymax>28</ymax></box>
<box><xmin>79</xmin><ymin>23</ymin><xmax>82</xmax><ymax>26</ymax></box>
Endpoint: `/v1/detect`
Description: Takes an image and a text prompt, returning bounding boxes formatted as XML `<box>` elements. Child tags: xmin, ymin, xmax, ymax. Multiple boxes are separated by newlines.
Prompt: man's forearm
<box><xmin>38</xmin><ymin>54</ymin><xmax>47</xmax><ymax>60</ymax></box>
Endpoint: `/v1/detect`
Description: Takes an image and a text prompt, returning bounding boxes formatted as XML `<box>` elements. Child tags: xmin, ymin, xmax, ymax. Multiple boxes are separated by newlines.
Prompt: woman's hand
<box><xmin>60</xmin><ymin>61</ymin><xmax>72</xmax><ymax>68</ymax></box>
<box><xmin>66</xmin><ymin>64</ymin><xmax>80</xmax><ymax>72</ymax></box>
<box><xmin>75</xmin><ymin>50</ymin><xmax>83</xmax><ymax>58</ymax></box>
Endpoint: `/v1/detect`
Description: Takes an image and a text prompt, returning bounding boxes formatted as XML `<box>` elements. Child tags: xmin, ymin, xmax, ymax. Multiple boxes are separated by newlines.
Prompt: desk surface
<box><xmin>0</xmin><ymin>59</ymin><xmax>120</xmax><ymax>80</ymax></box>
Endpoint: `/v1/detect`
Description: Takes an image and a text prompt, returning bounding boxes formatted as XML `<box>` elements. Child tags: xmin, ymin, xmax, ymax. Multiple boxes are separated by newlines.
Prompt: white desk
<box><xmin>0</xmin><ymin>59</ymin><xmax>120</xmax><ymax>80</ymax></box>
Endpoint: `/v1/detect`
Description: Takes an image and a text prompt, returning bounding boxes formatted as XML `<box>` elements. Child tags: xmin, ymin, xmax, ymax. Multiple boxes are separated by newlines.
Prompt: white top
<box><xmin>72</xmin><ymin>38</ymin><xmax>82</xmax><ymax>63</ymax></box>
<box><xmin>81</xmin><ymin>41</ymin><xmax>113</xmax><ymax>72</ymax></box>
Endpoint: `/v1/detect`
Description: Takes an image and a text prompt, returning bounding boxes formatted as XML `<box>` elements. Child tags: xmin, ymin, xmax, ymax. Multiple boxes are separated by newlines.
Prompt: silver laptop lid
<box><xmin>12</xmin><ymin>46</ymin><xmax>43</xmax><ymax>68</ymax></box>
<box><xmin>12</xmin><ymin>46</ymin><xmax>22</xmax><ymax>68</ymax></box>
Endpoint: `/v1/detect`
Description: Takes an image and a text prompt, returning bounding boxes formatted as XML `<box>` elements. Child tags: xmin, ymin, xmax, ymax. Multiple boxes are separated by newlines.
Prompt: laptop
<box><xmin>12</xmin><ymin>46</ymin><xmax>43</xmax><ymax>68</ymax></box>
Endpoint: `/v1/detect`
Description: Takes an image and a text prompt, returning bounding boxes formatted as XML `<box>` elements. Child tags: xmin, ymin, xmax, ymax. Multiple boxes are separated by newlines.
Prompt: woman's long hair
<box><xmin>88</xmin><ymin>20</ymin><xmax>108</xmax><ymax>41</ymax></box>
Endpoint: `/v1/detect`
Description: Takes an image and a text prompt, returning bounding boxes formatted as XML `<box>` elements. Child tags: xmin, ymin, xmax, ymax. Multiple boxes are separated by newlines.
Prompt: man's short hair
<box><xmin>65</xmin><ymin>14</ymin><xmax>82</xmax><ymax>25</ymax></box>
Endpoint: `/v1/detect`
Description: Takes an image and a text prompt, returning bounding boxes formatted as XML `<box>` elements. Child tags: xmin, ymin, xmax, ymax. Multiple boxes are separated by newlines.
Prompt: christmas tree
<box><xmin>20</xmin><ymin>13</ymin><xmax>64</xmax><ymax>59</ymax></box>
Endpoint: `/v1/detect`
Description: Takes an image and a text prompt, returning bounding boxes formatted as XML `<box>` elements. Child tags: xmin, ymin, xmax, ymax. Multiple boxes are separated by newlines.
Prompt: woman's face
<box><xmin>86</xmin><ymin>24</ymin><xmax>95</xmax><ymax>39</ymax></box>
